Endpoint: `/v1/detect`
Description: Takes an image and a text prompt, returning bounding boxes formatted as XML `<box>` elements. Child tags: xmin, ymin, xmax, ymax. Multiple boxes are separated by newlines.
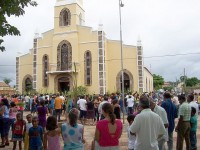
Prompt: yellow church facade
<box><xmin>16</xmin><ymin>0</ymin><xmax>153</xmax><ymax>94</ymax></box>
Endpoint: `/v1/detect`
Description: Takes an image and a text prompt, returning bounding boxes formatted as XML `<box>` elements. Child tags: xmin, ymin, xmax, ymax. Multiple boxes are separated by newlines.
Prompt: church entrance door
<box><xmin>120</xmin><ymin>72</ymin><xmax>130</xmax><ymax>92</ymax></box>
<box><xmin>58</xmin><ymin>77</ymin><xmax>70</xmax><ymax>92</ymax></box>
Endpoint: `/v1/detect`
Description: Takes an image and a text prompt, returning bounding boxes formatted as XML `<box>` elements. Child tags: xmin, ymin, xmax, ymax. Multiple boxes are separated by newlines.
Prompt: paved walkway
<box><xmin>3</xmin><ymin>111</ymin><xmax>200</xmax><ymax>149</ymax></box>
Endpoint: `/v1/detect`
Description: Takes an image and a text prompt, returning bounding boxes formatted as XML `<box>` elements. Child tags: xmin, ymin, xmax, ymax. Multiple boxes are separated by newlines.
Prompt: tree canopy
<box><xmin>185</xmin><ymin>77</ymin><xmax>200</xmax><ymax>87</ymax></box>
<box><xmin>179</xmin><ymin>76</ymin><xmax>200</xmax><ymax>87</ymax></box>
<box><xmin>3</xmin><ymin>78</ymin><xmax>12</xmax><ymax>85</ymax></box>
<box><xmin>153</xmin><ymin>74</ymin><xmax>164</xmax><ymax>90</ymax></box>
<box><xmin>0</xmin><ymin>0</ymin><xmax>37</xmax><ymax>52</ymax></box>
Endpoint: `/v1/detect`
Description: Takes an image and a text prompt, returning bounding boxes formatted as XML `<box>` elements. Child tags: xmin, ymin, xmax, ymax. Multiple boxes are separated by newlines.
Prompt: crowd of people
<box><xmin>0</xmin><ymin>91</ymin><xmax>199</xmax><ymax>150</ymax></box>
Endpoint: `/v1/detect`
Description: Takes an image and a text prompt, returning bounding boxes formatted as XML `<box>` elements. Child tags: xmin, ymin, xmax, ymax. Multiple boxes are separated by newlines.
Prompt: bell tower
<box><xmin>54</xmin><ymin>0</ymin><xmax>85</xmax><ymax>32</ymax></box>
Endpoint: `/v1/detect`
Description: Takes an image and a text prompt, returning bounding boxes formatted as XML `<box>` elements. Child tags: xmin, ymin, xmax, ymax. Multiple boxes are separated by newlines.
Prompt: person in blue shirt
<box><xmin>29</xmin><ymin>116</ymin><xmax>43</xmax><ymax>150</ymax></box>
<box><xmin>50</xmin><ymin>95</ymin><xmax>55</xmax><ymax>116</ymax></box>
<box><xmin>161</xmin><ymin>92</ymin><xmax>177</xmax><ymax>150</ymax></box>
<box><xmin>190</xmin><ymin>107</ymin><xmax>197</xmax><ymax>150</ymax></box>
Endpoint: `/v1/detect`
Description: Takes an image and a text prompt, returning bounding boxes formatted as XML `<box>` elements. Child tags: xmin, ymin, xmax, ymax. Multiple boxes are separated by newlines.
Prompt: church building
<box><xmin>16</xmin><ymin>0</ymin><xmax>153</xmax><ymax>94</ymax></box>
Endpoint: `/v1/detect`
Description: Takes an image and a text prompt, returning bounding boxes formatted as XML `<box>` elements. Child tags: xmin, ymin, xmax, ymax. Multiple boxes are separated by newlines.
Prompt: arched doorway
<box><xmin>22</xmin><ymin>75</ymin><xmax>33</xmax><ymax>92</ymax></box>
<box><xmin>121</xmin><ymin>73</ymin><xmax>130</xmax><ymax>91</ymax></box>
<box><xmin>58</xmin><ymin>77</ymin><xmax>70</xmax><ymax>92</ymax></box>
<box><xmin>54</xmin><ymin>74</ymin><xmax>73</xmax><ymax>93</ymax></box>
<box><xmin>116</xmin><ymin>69</ymin><xmax>133</xmax><ymax>92</ymax></box>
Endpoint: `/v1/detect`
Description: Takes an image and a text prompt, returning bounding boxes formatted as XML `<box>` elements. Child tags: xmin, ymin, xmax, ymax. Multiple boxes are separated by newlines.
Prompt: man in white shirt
<box><xmin>187</xmin><ymin>94</ymin><xmax>199</xmax><ymax>116</ymax></box>
<box><xmin>150</xmin><ymin>99</ymin><xmax>169</xmax><ymax>150</ymax></box>
<box><xmin>127</xmin><ymin>95</ymin><xmax>134</xmax><ymax>115</ymax></box>
<box><xmin>77</xmin><ymin>95</ymin><xmax>87</xmax><ymax>125</ymax></box>
<box><xmin>130</xmin><ymin>96</ymin><xmax>166</xmax><ymax>150</ymax></box>
<box><xmin>98</xmin><ymin>96</ymin><xmax>108</xmax><ymax>120</ymax></box>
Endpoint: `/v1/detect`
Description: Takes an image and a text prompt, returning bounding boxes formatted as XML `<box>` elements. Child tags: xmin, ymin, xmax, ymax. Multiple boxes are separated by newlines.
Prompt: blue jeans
<box><xmin>128</xmin><ymin>107</ymin><xmax>133</xmax><ymax>115</ymax></box>
<box><xmin>190</xmin><ymin>131</ymin><xmax>197</xmax><ymax>150</ymax></box>
<box><xmin>9</xmin><ymin>118</ymin><xmax>16</xmax><ymax>130</ymax></box>
<box><xmin>167</xmin><ymin>132</ymin><xmax>173</xmax><ymax>150</ymax></box>
<box><xmin>29</xmin><ymin>146</ymin><xmax>43</xmax><ymax>150</ymax></box>
<box><xmin>0</xmin><ymin>118</ymin><xmax>10</xmax><ymax>137</ymax></box>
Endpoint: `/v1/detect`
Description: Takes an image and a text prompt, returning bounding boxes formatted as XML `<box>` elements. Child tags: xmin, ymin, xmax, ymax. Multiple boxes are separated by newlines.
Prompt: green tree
<box><xmin>3</xmin><ymin>78</ymin><xmax>12</xmax><ymax>85</ymax></box>
<box><xmin>185</xmin><ymin>77</ymin><xmax>200</xmax><ymax>87</ymax></box>
<box><xmin>153</xmin><ymin>74</ymin><xmax>164</xmax><ymax>90</ymax></box>
<box><xmin>0</xmin><ymin>0</ymin><xmax>37</xmax><ymax>51</ymax></box>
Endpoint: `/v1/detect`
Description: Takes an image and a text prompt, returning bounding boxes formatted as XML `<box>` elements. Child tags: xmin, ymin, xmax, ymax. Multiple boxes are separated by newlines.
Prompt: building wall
<box><xmin>18</xmin><ymin>53</ymin><xmax>33</xmax><ymax>92</ymax></box>
<box><xmin>78</xmin><ymin>26</ymin><xmax>99</xmax><ymax>94</ymax></box>
<box><xmin>106</xmin><ymin>40</ymin><xmax>138</xmax><ymax>92</ymax></box>
<box><xmin>143</xmin><ymin>68</ymin><xmax>153</xmax><ymax>92</ymax></box>
<box><xmin>36</xmin><ymin>30</ymin><xmax>53</xmax><ymax>92</ymax></box>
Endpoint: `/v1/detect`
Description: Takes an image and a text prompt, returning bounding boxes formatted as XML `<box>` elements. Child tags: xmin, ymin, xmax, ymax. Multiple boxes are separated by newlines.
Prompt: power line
<box><xmin>0</xmin><ymin>51</ymin><xmax>200</xmax><ymax>67</ymax></box>
<box><xmin>144</xmin><ymin>52</ymin><xmax>200</xmax><ymax>58</ymax></box>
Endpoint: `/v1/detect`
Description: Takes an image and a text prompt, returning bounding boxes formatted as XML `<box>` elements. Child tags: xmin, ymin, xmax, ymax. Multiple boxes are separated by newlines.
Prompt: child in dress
<box><xmin>12</xmin><ymin>112</ymin><xmax>26</xmax><ymax>150</ymax></box>
<box><xmin>9</xmin><ymin>102</ymin><xmax>18</xmax><ymax>142</ymax></box>
<box><xmin>23</xmin><ymin>114</ymin><xmax>33</xmax><ymax>150</ymax></box>
<box><xmin>127</xmin><ymin>115</ymin><xmax>136</xmax><ymax>150</ymax></box>
<box><xmin>61</xmin><ymin>108</ymin><xmax>85</xmax><ymax>150</ymax></box>
<box><xmin>29</xmin><ymin>116</ymin><xmax>44</xmax><ymax>150</ymax></box>
<box><xmin>9</xmin><ymin>102</ymin><xmax>18</xmax><ymax>127</ymax></box>
<box><xmin>190</xmin><ymin>107</ymin><xmax>197</xmax><ymax>150</ymax></box>
<box><xmin>44</xmin><ymin>116</ymin><xmax>61</xmax><ymax>150</ymax></box>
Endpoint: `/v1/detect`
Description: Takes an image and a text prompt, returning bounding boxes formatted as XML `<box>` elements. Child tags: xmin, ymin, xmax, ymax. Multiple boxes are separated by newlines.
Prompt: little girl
<box><xmin>44</xmin><ymin>116</ymin><xmax>61</xmax><ymax>150</ymax></box>
<box><xmin>9</xmin><ymin>102</ymin><xmax>18</xmax><ymax>127</ymax></box>
<box><xmin>61</xmin><ymin>108</ymin><xmax>85</xmax><ymax>150</ymax></box>
<box><xmin>12</xmin><ymin>112</ymin><xmax>26</xmax><ymax>150</ymax></box>
<box><xmin>24</xmin><ymin>114</ymin><xmax>33</xmax><ymax>150</ymax></box>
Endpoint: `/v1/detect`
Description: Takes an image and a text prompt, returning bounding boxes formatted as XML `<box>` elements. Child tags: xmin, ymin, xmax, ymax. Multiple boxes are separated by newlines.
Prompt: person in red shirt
<box><xmin>12</xmin><ymin>112</ymin><xmax>25</xmax><ymax>150</ymax></box>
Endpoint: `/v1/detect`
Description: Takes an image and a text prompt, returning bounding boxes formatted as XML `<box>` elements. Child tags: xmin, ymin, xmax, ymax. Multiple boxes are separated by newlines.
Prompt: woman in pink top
<box><xmin>94</xmin><ymin>103</ymin><xmax>123</xmax><ymax>149</ymax></box>
<box><xmin>44</xmin><ymin>116</ymin><xmax>61</xmax><ymax>150</ymax></box>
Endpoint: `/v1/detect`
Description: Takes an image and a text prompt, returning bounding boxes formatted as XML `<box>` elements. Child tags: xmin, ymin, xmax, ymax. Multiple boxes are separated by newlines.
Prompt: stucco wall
<box><xmin>18</xmin><ymin>53</ymin><xmax>33</xmax><ymax>93</ymax></box>
<box><xmin>143</xmin><ymin>67</ymin><xmax>153</xmax><ymax>92</ymax></box>
<box><xmin>106</xmin><ymin>40</ymin><xmax>138</xmax><ymax>93</ymax></box>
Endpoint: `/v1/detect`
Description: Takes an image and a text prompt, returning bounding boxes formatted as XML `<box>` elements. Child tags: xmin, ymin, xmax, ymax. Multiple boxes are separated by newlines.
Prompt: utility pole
<box><xmin>119</xmin><ymin>0</ymin><xmax>125</xmax><ymax>124</ymax></box>
<box><xmin>183</xmin><ymin>68</ymin><xmax>186</xmax><ymax>94</ymax></box>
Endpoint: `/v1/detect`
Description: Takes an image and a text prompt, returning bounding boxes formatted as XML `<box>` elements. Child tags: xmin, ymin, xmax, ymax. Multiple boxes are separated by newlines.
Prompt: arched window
<box><xmin>59</xmin><ymin>8</ymin><xmax>71</xmax><ymax>26</ymax></box>
<box><xmin>43</xmin><ymin>55</ymin><xmax>49</xmax><ymax>87</ymax></box>
<box><xmin>57</xmin><ymin>40</ymin><xmax>72</xmax><ymax>71</ymax></box>
<box><xmin>84</xmin><ymin>51</ymin><xmax>92</xmax><ymax>85</ymax></box>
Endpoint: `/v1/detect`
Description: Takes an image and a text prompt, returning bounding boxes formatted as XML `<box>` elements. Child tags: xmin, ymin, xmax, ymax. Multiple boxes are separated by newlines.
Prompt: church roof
<box><xmin>144</xmin><ymin>67</ymin><xmax>153</xmax><ymax>76</ymax></box>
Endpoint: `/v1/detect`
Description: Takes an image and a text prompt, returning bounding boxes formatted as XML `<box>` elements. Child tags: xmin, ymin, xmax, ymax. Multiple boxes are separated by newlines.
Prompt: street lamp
<box><xmin>119</xmin><ymin>0</ymin><xmax>125</xmax><ymax>124</ymax></box>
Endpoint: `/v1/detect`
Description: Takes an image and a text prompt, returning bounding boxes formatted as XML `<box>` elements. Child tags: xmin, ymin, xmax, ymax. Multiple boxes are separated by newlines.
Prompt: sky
<box><xmin>1</xmin><ymin>0</ymin><xmax>200</xmax><ymax>86</ymax></box>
